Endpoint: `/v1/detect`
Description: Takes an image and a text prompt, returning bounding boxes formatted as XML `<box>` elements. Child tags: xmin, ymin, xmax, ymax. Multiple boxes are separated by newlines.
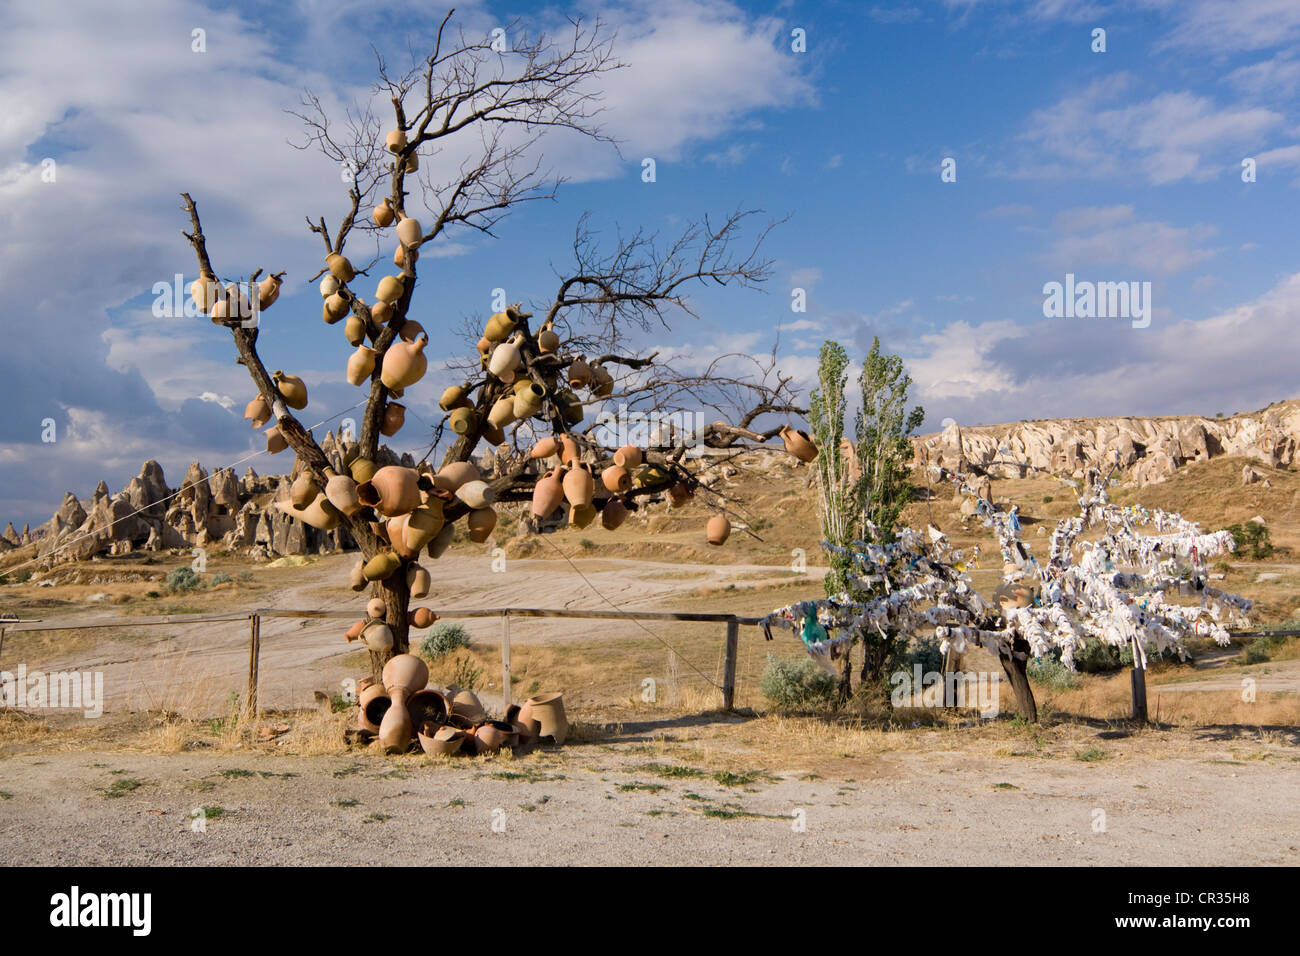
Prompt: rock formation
<box><xmin>24</xmin><ymin>431</ymin><xmax>416</xmax><ymax>568</ymax></box>
<box><xmin>913</xmin><ymin>400</ymin><xmax>1299</xmax><ymax>487</ymax></box>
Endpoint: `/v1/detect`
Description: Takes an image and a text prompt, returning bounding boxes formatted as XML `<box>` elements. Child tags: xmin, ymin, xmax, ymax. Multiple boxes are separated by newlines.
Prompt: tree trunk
<box><xmin>996</xmin><ymin>635</ymin><xmax>1037</xmax><ymax>722</ymax></box>
<box><xmin>367</xmin><ymin>569</ymin><xmax>411</xmax><ymax>682</ymax></box>
<box><xmin>837</xmin><ymin>641</ymin><xmax>854</xmax><ymax>704</ymax></box>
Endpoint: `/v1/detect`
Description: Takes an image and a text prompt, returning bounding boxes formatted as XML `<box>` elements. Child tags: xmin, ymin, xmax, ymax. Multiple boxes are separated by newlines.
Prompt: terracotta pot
<box><xmin>324</xmin><ymin>471</ymin><xmax>363</xmax><ymax>516</ymax></box>
<box><xmin>244</xmin><ymin>395</ymin><xmax>271</xmax><ymax>429</ymax></box>
<box><xmin>591</xmin><ymin>364</ymin><xmax>614</xmax><ymax>398</ymax></box>
<box><xmin>537</xmin><ymin>325</ymin><xmax>559</xmax><ymax>353</ymax></box>
<box><xmin>275</xmin><ymin>493</ymin><xmax>339</xmax><ymax>531</ymax></box>
<box><xmin>668</xmin><ymin>482</ymin><xmax>690</xmax><ymax>508</ymax></box>
<box><xmin>366</xmin><ymin>597</ymin><xmax>387</xmax><ymax>619</ymax></box>
<box><xmin>319</xmin><ymin>275</ymin><xmax>340</xmax><ymax>298</ymax></box>
<box><xmin>559</xmin><ymin>391</ymin><xmax>584</xmax><ymax>426</ymax></box>
<box><xmin>358</xmin><ymin>682</ymin><xmax>391</xmax><ymax>734</ymax></box>
<box><xmin>706</xmin><ymin>513</ymin><xmax>731</xmax><ymax>546</ymax></box>
<box><xmin>568</xmin><ymin>357</ymin><xmax>593</xmax><ymax>388</ymax></box>
<box><xmin>613</xmin><ymin>445</ymin><xmax>643</xmax><ymax>469</ymax></box>
<box><xmin>558</xmin><ymin>434</ymin><xmax>580</xmax><ymax>467</ymax></box>
<box><xmin>396</xmin><ymin>216</ymin><xmax>422</xmax><ymax>247</ymax></box>
<box><xmin>409</xmin><ymin>606</ymin><xmax>438</xmax><ymax>629</ymax></box>
<box><xmin>487</xmin><ymin>396</ymin><xmax>516</xmax><ymax>428</ymax></box>
<box><xmin>343</xmin><ymin>314</ymin><xmax>366</xmax><ymax>345</ymax></box>
<box><xmin>380</xmin><ymin>402</ymin><xmax>405</xmax><ymax>437</ymax></box>
<box><xmin>394</xmin><ymin>244</ymin><xmax>418</xmax><ymax>269</ymax></box>
<box><xmin>454</xmin><ymin>480</ymin><xmax>496</xmax><ymax>510</ymax></box>
<box><xmin>349</xmin><ymin>457</ymin><xmax>378</xmax><ymax>484</ymax></box>
<box><xmin>381</xmin><ymin>335</ymin><xmax>428</xmax><ymax>389</ymax></box>
<box><xmin>190</xmin><ymin>273</ymin><xmax>220</xmax><ymax>311</ymax></box>
<box><xmin>357</xmin><ymin>466</ymin><xmax>420</xmax><ymax>517</ymax></box>
<box><xmin>488</xmin><ymin>338</ymin><xmax>521</xmax><ymax>380</ymax></box>
<box><xmin>379</xmin><ymin>654</ymin><xmax>428</xmax><ymax>752</ymax></box>
<box><xmin>474</xmin><ymin>720</ymin><xmax>518</xmax><ymax>754</ymax></box>
<box><xmin>322</xmin><ymin>292</ymin><xmax>346</xmax><ymax>322</ymax></box>
<box><xmin>530</xmin><ymin>436</ymin><xmax>558</xmax><ymax>459</ymax></box>
<box><xmin>273</xmin><ymin>371</ymin><xmax>308</xmax><ymax>410</ymax></box>
<box><xmin>482</xmin><ymin>421</ymin><xmax>505</xmax><ymax>446</ymax></box>
<box><xmin>467</xmin><ymin>507</ymin><xmax>497</xmax><ymax>543</ymax></box>
<box><xmin>362</xmin><ymin>552</ymin><xmax>401</xmax><ymax>581</ymax></box>
<box><xmin>348</xmin><ymin>560</ymin><xmax>366</xmax><ymax>592</ymax></box>
<box><xmin>386</xmin><ymin>514</ymin><xmax>421</xmax><ymax>560</ymax></box>
<box><xmin>448</xmin><ymin>406</ymin><xmax>477</xmax><ymax>435</ymax></box>
<box><xmin>326</xmin><ymin>253</ymin><xmax>354</xmax><ymax>283</ymax></box>
<box><xmin>347</xmin><ymin>346</ymin><xmax>376</xmax><ymax>386</ymax></box>
<box><xmin>377</xmin><ymin>703</ymin><xmax>412</xmax><ymax>753</ymax></box>
<box><xmin>563</xmin><ymin>463</ymin><xmax>595</xmax><ymax>507</ymax></box>
<box><xmin>345</xmin><ymin>618</ymin><xmax>365</xmax><ymax>642</ymax></box>
<box><xmin>371</xmin><ymin>299</ymin><xmax>392</xmax><ymax>325</ymax></box>
<box><xmin>385</xmin><ymin>128</ymin><xmax>406</xmax><ymax>153</ymax></box>
<box><xmin>372</xmin><ymin>199</ymin><xmax>395</xmax><ymax>227</ymax></box>
<box><xmin>408</xmin><ymin>689</ymin><xmax>449</xmax><ymax>729</ymax></box>
<box><xmin>512</xmin><ymin>383</ymin><xmax>544</xmax><ymax>420</ymax></box>
<box><xmin>531</xmin><ymin>468</ymin><xmax>566</xmax><ymax>518</ymax></box>
<box><xmin>406</xmin><ymin>564</ymin><xmax>431</xmax><ymax>599</ymax></box>
<box><xmin>601</xmin><ymin>498</ymin><xmax>629</xmax><ymax>531</ymax></box>
<box><xmin>426</xmin><ymin>522</ymin><xmax>455</xmax><ymax>559</ymax></box>
<box><xmin>450</xmin><ymin>689</ymin><xmax>486</xmax><ymax>723</ymax></box>
<box><xmin>398</xmin><ymin>319</ymin><xmax>424</xmax><ymax>341</ymax></box>
<box><xmin>435</xmin><ymin>461</ymin><xmax>480</xmax><ymax>492</ymax></box>
<box><xmin>569</xmin><ymin>503</ymin><xmax>597</xmax><ymax>529</ymax></box>
<box><xmin>601</xmin><ymin>465</ymin><xmax>631</xmax><ymax>494</ymax></box>
<box><xmin>376</xmin><ymin>275</ymin><xmax>404</xmax><ymax>304</ymax></box>
<box><xmin>420</xmin><ymin>725</ymin><xmax>466</xmax><ymax>757</ymax></box>
<box><xmin>290</xmin><ymin>471</ymin><xmax>318</xmax><ymax>509</ymax></box>
<box><xmin>439</xmin><ymin>384</ymin><xmax>467</xmax><ymax>410</ymax></box>
<box><xmin>779</xmin><ymin>425</ymin><xmax>818</xmax><ymax>463</ymax></box>
<box><xmin>360</xmin><ymin>620</ymin><xmax>394</xmax><ymax>653</ymax></box>
<box><xmin>524</xmin><ymin>693</ymin><xmax>568</xmax><ymax>745</ymax></box>
<box><xmin>477</xmin><ymin>336</ymin><xmax>493</xmax><ymax>357</ymax></box>
<box><xmin>484</xmin><ymin>310</ymin><xmax>515</xmax><ymax>342</ymax></box>
<box><xmin>506</xmin><ymin>703</ymin><xmax>540</xmax><ymax>745</ymax></box>
<box><xmin>257</xmin><ymin>274</ymin><xmax>281</xmax><ymax>310</ymax></box>
<box><xmin>404</xmin><ymin>501</ymin><xmax>444</xmax><ymax>551</ymax></box>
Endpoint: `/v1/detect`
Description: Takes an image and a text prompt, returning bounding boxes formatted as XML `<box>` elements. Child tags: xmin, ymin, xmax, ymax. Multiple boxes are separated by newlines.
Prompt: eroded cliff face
<box><xmin>912</xmin><ymin>401</ymin><xmax>1299</xmax><ymax>486</ymax></box>
<box><xmin>18</xmin><ymin>431</ymin><xmax>417</xmax><ymax>567</ymax></box>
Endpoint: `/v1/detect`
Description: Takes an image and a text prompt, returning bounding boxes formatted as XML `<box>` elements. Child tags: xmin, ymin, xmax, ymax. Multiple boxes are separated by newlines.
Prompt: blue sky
<box><xmin>2</xmin><ymin>0</ymin><xmax>1299</xmax><ymax>528</ymax></box>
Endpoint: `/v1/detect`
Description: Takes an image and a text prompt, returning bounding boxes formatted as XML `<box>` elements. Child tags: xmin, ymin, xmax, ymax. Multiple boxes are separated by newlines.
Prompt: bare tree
<box><xmin>179</xmin><ymin>11</ymin><xmax>807</xmax><ymax>681</ymax></box>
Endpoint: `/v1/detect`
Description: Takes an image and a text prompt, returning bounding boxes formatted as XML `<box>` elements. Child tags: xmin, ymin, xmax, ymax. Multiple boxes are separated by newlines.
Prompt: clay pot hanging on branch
<box><xmin>275</xmin><ymin>493</ymin><xmax>340</xmax><ymax>531</ymax></box>
<box><xmin>779</xmin><ymin>425</ymin><xmax>818</xmax><ymax>463</ymax></box>
<box><xmin>467</xmin><ymin>507</ymin><xmax>497</xmax><ymax>542</ymax></box>
<box><xmin>346</xmin><ymin>346</ymin><xmax>376</xmax><ymax>386</ymax></box>
<box><xmin>563</xmin><ymin>463</ymin><xmax>595</xmax><ymax>508</ymax></box>
<box><xmin>273</xmin><ymin>371</ymin><xmax>308</xmax><ymax>410</ymax></box>
<box><xmin>531</xmin><ymin>468</ymin><xmax>566</xmax><ymax>518</ymax></box>
<box><xmin>448</xmin><ymin>406</ymin><xmax>477</xmax><ymax>435</ymax></box>
<box><xmin>601</xmin><ymin>465</ymin><xmax>631</xmax><ymax>494</ymax></box>
<box><xmin>530</xmin><ymin>436</ymin><xmax>558</xmax><ymax>459</ymax></box>
<box><xmin>244</xmin><ymin>395</ymin><xmax>271</xmax><ymax>429</ymax></box>
<box><xmin>372</xmin><ymin>198</ymin><xmax>395</xmax><ymax>227</ymax></box>
<box><xmin>706</xmin><ymin>513</ymin><xmax>731</xmax><ymax>546</ymax></box>
<box><xmin>357</xmin><ymin>466</ymin><xmax>420</xmax><ymax>517</ymax></box>
<box><xmin>601</xmin><ymin>497</ymin><xmax>629</xmax><ymax>531</ymax></box>
<box><xmin>326</xmin><ymin>253</ymin><xmax>354</xmax><ymax>283</ymax></box>
<box><xmin>381</xmin><ymin>335</ymin><xmax>428</xmax><ymax>389</ymax></box>
<box><xmin>258</xmin><ymin>274</ymin><xmax>281</xmax><ymax>310</ymax></box>
<box><xmin>439</xmin><ymin>384</ymin><xmax>469</xmax><ymax>411</ymax></box>
<box><xmin>380</xmin><ymin>402</ymin><xmax>405</xmax><ymax>437</ymax></box>
<box><xmin>396</xmin><ymin>216</ymin><xmax>422</xmax><ymax>248</ymax></box>
<box><xmin>290</xmin><ymin>471</ymin><xmax>318</xmax><ymax>509</ymax></box>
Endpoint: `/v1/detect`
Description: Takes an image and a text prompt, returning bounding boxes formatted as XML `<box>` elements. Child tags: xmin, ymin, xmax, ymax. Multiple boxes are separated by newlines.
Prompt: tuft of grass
<box><xmin>363</xmin><ymin>812</ymin><xmax>392</xmax><ymax>824</ymax></box>
<box><xmin>617</xmin><ymin>781</ymin><xmax>667</xmax><ymax>793</ymax></box>
<box><xmin>634</xmin><ymin>762</ymin><xmax>705</xmax><ymax>779</ymax></box>
<box><xmin>200</xmin><ymin>805</ymin><xmax>227</xmax><ymax>820</ymax></box>
<box><xmin>332</xmin><ymin>797</ymin><xmax>360</xmax><ymax>808</ymax></box>
<box><xmin>102</xmin><ymin>778</ymin><xmax>147</xmax><ymax>798</ymax></box>
<box><xmin>489</xmin><ymin>769</ymin><xmax>565</xmax><ymax>783</ymax></box>
<box><xmin>992</xmin><ymin>782</ymin><xmax>1020</xmax><ymax>790</ymax></box>
<box><xmin>1074</xmin><ymin>748</ymin><xmax>1110</xmax><ymax>762</ymax></box>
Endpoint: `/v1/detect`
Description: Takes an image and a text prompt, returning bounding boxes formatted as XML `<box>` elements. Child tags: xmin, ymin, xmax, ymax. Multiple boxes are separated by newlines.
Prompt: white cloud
<box><xmin>1043</xmin><ymin>205</ymin><xmax>1218</xmax><ymax>276</ymax></box>
<box><xmin>1014</xmin><ymin>74</ymin><xmax>1282</xmax><ymax>184</ymax></box>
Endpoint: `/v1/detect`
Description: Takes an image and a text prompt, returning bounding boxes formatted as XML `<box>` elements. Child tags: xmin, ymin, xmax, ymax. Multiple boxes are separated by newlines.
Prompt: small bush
<box><xmin>1027</xmin><ymin>653</ymin><xmax>1080</xmax><ymax>690</ymax></box>
<box><xmin>904</xmin><ymin>636</ymin><xmax>944</xmax><ymax>675</ymax></box>
<box><xmin>419</xmin><ymin>623</ymin><xmax>471</xmax><ymax>661</ymax></box>
<box><xmin>760</xmin><ymin>655</ymin><xmax>838</xmax><ymax>710</ymax></box>
<box><xmin>209</xmin><ymin>573</ymin><xmax>234</xmax><ymax>586</ymax></box>
<box><xmin>1245</xmin><ymin>633</ymin><xmax>1287</xmax><ymax>664</ymax></box>
<box><xmin>1225</xmin><ymin>522</ymin><xmax>1273</xmax><ymax>560</ymax></box>
<box><xmin>165</xmin><ymin>567</ymin><xmax>203</xmax><ymax>592</ymax></box>
<box><xmin>1042</xmin><ymin>495</ymin><xmax>1053</xmax><ymax>504</ymax></box>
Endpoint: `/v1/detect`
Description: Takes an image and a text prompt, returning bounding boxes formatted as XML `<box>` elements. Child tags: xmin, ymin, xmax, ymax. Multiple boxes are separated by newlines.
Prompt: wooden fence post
<box><xmin>1130</xmin><ymin>635</ymin><xmax>1148</xmax><ymax>723</ymax></box>
<box><xmin>722</xmin><ymin>618</ymin><xmax>740</xmax><ymax>711</ymax></box>
<box><xmin>500</xmin><ymin>610</ymin><xmax>512</xmax><ymax>711</ymax></box>
<box><xmin>246</xmin><ymin>613</ymin><xmax>261</xmax><ymax>719</ymax></box>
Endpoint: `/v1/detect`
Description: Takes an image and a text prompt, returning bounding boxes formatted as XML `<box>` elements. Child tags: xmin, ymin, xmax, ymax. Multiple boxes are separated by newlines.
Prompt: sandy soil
<box><xmin>2</xmin><ymin>738</ymin><xmax>1296</xmax><ymax>866</ymax></box>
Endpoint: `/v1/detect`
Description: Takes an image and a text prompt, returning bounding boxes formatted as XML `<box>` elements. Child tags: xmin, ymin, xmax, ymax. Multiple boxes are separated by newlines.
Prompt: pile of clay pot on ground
<box><xmin>351</xmin><ymin>642</ymin><xmax>568</xmax><ymax>757</ymax></box>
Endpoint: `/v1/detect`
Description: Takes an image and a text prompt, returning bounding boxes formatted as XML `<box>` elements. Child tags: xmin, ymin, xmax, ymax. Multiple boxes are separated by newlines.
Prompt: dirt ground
<box><xmin>1</xmin><ymin>718</ymin><xmax>1296</xmax><ymax>866</ymax></box>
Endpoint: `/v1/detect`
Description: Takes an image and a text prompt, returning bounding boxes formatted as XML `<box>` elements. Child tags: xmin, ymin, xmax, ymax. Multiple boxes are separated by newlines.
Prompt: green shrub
<box><xmin>1245</xmin><ymin>632</ymin><xmax>1287</xmax><ymax>664</ymax></box>
<box><xmin>449</xmin><ymin>654</ymin><xmax>483</xmax><ymax>692</ymax></box>
<box><xmin>209</xmin><ymin>573</ymin><xmax>234</xmax><ymax>586</ymax></box>
<box><xmin>419</xmin><ymin>623</ymin><xmax>471</xmax><ymax>661</ymax></box>
<box><xmin>904</xmin><ymin>636</ymin><xmax>944</xmax><ymax>675</ymax></box>
<box><xmin>1027</xmin><ymin>653</ymin><xmax>1080</xmax><ymax>690</ymax></box>
<box><xmin>1225</xmin><ymin>522</ymin><xmax>1273</xmax><ymax>560</ymax></box>
<box><xmin>760</xmin><ymin>655</ymin><xmax>838</xmax><ymax>710</ymax></box>
<box><xmin>165</xmin><ymin>567</ymin><xmax>203</xmax><ymax>592</ymax></box>
<box><xmin>1042</xmin><ymin>495</ymin><xmax>1053</xmax><ymax>504</ymax></box>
